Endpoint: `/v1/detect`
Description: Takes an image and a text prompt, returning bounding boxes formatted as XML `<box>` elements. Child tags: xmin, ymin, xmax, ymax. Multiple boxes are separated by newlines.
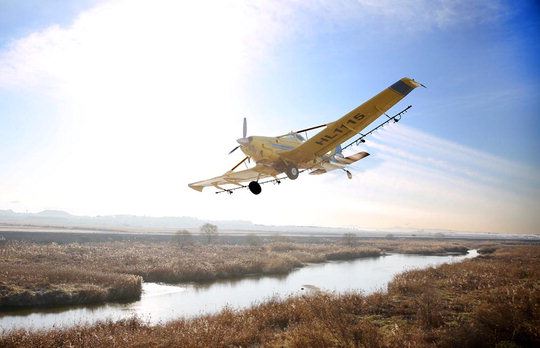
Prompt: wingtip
<box><xmin>403</xmin><ymin>77</ymin><xmax>426</xmax><ymax>88</ymax></box>
<box><xmin>188</xmin><ymin>184</ymin><xmax>204</xmax><ymax>192</ymax></box>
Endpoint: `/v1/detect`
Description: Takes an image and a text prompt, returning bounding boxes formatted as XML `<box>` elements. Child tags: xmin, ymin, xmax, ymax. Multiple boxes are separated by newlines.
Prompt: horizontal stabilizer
<box><xmin>335</xmin><ymin>151</ymin><xmax>370</xmax><ymax>165</ymax></box>
<box><xmin>309</xmin><ymin>151</ymin><xmax>370</xmax><ymax>176</ymax></box>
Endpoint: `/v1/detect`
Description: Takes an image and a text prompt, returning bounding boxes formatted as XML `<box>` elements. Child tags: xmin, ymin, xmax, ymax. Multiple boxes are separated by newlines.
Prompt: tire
<box><xmin>285</xmin><ymin>164</ymin><xmax>299</xmax><ymax>180</ymax></box>
<box><xmin>248</xmin><ymin>181</ymin><xmax>262</xmax><ymax>195</ymax></box>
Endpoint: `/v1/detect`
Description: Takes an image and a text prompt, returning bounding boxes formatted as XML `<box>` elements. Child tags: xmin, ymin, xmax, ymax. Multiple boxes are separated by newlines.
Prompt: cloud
<box><xmin>354</xmin><ymin>0</ymin><xmax>508</xmax><ymax>30</ymax></box>
<box><xmin>0</xmin><ymin>0</ymin><xmax>511</xmax><ymax>90</ymax></box>
<box><xmin>325</xmin><ymin>123</ymin><xmax>540</xmax><ymax>234</ymax></box>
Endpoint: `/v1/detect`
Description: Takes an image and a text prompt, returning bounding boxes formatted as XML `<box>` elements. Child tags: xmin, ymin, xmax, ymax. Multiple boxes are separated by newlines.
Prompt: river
<box><xmin>0</xmin><ymin>250</ymin><xmax>477</xmax><ymax>332</ymax></box>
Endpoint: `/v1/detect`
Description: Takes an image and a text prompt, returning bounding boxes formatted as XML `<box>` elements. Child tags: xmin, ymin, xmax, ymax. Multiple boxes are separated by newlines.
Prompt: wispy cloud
<box><xmin>0</xmin><ymin>0</ymin><xmax>511</xmax><ymax>90</ymax></box>
<box><xmin>323</xmin><ymin>123</ymin><xmax>540</xmax><ymax>234</ymax></box>
<box><xmin>354</xmin><ymin>0</ymin><xmax>509</xmax><ymax>30</ymax></box>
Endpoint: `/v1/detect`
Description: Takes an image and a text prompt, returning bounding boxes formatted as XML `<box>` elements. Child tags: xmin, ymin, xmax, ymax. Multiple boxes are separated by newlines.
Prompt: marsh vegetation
<box><xmin>1</xmin><ymin>245</ymin><xmax>537</xmax><ymax>347</ymax></box>
<box><xmin>0</xmin><ymin>232</ymin><xmax>484</xmax><ymax>309</ymax></box>
<box><xmin>0</xmin><ymin>232</ymin><xmax>515</xmax><ymax>315</ymax></box>
<box><xmin>1</xmin><ymin>238</ymin><xmax>384</xmax><ymax>309</ymax></box>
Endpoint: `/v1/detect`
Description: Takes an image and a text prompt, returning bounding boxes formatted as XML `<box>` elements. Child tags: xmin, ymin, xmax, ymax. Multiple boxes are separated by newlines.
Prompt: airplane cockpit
<box><xmin>283</xmin><ymin>132</ymin><xmax>305</xmax><ymax>142</ymax></box>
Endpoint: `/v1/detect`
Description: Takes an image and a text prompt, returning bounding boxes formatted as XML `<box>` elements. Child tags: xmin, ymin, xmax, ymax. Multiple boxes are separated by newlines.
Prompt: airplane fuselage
<box><xmin>239</xmin><ymin>135</ymin><xmax>304</xmax><ymax>165</ymax></box>
<box><xmin>239</xmin><ymin>134</ymin><xmax>343</xmax><ymax>176</ymax></box>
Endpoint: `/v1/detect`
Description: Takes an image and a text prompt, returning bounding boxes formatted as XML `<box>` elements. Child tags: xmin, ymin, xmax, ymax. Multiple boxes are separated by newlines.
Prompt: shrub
<box><xmin>200</xmin><ymin>223</ymin><xmax>218</xmax><ymax>244</ymax></box>
<box><xmin>172</xmin><ymin>229</ymin><xmax>193</xmax><ymax>247</ymax></box>
<box><xmin>341</xmin><ymin>232</ymin><xmax>358</xmax><ymax>247</ymax></box>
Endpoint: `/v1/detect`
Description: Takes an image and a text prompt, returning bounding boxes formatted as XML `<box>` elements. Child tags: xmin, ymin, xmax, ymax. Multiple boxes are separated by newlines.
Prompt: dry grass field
<box><xmin>0</xmin><ymin>239</ymin><xmax>384</xmax><ymax>308</ymax></box>
<box><xmin>2</xmin><ymin>245</ymin><xmax>537</xmax><ymax>347</ymax></box>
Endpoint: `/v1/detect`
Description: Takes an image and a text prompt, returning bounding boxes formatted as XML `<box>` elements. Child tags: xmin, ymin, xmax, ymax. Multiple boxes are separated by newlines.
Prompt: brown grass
<box><xmin>2</xmin><ymin>245</ymin><xmax>538</xmax><ymax>347</ymax></box>
<box><xmin>0</xmin><ymin>265</ymin><xmax>141</xmax><ymax>308</ymax></box>
<box><xmin>0</xmin><ymin>241</ymin><xmax>143</xmax><ymax>308</ymax></box>
<box><xmin>365</xmin><ymin>240</ymin><xmax>470</xmax><ymax>255</ymax></box>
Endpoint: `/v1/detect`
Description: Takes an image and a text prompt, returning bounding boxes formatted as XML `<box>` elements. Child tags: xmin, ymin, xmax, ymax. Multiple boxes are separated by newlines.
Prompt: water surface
<box><xmin>0</xmin><ymin>250</ymin><xmax>477</xmax><ymax>332</ymax></box>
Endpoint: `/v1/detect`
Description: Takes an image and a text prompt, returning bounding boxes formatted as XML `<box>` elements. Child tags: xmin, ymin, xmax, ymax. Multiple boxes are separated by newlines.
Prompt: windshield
<box><xmin>285</xmin><ymin>133</ymin><xmax>304</xmax><ymax>141</ymax></box>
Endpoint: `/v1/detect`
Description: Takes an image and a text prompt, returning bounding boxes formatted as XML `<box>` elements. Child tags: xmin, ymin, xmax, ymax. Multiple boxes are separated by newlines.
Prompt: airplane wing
<box><xmin>188</xmin><ymin>164</ymin><xmax>278</xmax><ymax>192</ymax></box>
<box><xmin>280</xmin><ymin>77</ymin><xmax>423</xmax><ymax>164</ymax></box>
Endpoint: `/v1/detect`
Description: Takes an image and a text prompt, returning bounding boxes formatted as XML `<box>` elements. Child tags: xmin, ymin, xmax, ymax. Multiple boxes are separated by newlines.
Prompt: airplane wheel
<box><xmin>285</xmin><ymin>164</ymin><xmax>299</xmax><ymax>180</ymax></box>
<box><xmin>248</xmin><ymin>181</ymin><xmax>262</xmax><ymax>195</ymax></box>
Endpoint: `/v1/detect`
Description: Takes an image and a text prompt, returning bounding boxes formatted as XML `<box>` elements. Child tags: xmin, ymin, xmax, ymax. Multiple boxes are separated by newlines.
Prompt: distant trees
<box><xmin>434</xmin><ymin>232</ymin><xmax>445</xmax><ymax>239</ymax></box>
<box><xmin>173</xmin><ymin>229</ymin><xmax>193</xmax><ymax>247</ymax></box>
<box><xmin>342</xmin><ymin>232</ymin><xmax>358</xmax><ymax>247</ymax></box>
<box><xmin>200</xmin><ymin>223</ymin><xmax>218</xmax><ymax>244</ymax></box>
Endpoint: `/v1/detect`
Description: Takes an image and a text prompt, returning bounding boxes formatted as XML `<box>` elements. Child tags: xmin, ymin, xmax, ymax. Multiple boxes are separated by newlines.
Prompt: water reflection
<box><xmin>0</xmin><ymin>250</ymin><xmax>477</xmax><ymax>332</ymax></box>
<box><xmin>189</xmin><ymin>271</ymin><xmax>290</xmax><ymax>291</ymax></box>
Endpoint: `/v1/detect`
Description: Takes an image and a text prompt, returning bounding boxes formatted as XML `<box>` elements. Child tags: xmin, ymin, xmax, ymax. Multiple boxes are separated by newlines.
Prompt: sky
<box><xmin>0</xmin><ymin>0</ymin><xmax>539</xmax><ymax>234</ymax></box>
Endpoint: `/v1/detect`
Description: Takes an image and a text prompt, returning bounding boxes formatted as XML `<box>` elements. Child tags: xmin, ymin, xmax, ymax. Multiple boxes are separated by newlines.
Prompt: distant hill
<box><xmin>0</xmin><ymin>209</ymin><xmax>538</xmax><ymax>240</ymax></box>
<box><xmin>0</xmin><ymin>209</ymin><xmax>343</xmax><ymax>233</ymax></box>
<box><xmin>35</xmin><ymin>210</ymin><xmax>74</xmax><ymax>218</ymax></box>
<box><xmin>0</xmin><ymin>209</ymin><xmax>383</xmax><ymax>236</ymax></box>
<box><xmin>0</xmin><ymin>209</ymin><xmax>249</xmax><ymax>231</ymax></box>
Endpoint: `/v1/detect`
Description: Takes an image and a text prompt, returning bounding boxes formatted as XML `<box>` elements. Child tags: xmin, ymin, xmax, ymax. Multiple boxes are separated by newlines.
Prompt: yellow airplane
<box><xmin>189</xmin><ymin>77</ymin><xmax>424</xmax><ymax>194</ymax></box>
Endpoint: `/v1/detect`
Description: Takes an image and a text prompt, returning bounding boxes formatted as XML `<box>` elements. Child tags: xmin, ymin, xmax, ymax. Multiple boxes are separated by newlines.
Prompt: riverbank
<box><xmin>2</xmin><ymin>245</ymin><xmax>537</xmax><ymax>347</ymax></box>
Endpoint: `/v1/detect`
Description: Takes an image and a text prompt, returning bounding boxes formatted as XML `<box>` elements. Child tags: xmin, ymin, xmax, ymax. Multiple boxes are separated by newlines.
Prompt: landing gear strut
<box><xmin>248</xmin><ymin>181</ymin><xmax>262</xmax><ymax>195</ymax></box>
<box><xmin>285</xmin><ymin>164</ymin><xmax>299</xmax><ymax>180</ymax></box>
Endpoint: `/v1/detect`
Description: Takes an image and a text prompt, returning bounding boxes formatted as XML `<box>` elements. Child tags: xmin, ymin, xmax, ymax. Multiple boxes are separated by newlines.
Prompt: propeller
<box><xmin>228</xmin><ymin>117</ymin><xmax>250</xmax><ymax>154</ymax></box>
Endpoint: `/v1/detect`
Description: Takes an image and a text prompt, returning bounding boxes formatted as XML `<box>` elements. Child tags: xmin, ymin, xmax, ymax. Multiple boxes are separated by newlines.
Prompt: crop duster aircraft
<box><xmin>189</xmin><ymin>77</ymin><xmax>423</xmax><ymax>195</ymax></box>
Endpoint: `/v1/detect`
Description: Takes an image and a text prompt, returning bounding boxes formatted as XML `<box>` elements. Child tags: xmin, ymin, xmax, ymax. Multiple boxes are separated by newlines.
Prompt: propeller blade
<box><xmin>243</xmin><ymin>117</ymin><xmax>247</xmax><ymax>138</ymax></box>
<box><xmin>228</xmin><ymin>146</ymin><xmax>240</xmax><ymax>155</ymax></box>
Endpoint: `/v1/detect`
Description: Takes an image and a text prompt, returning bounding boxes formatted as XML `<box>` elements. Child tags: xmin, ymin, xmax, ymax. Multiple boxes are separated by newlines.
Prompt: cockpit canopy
<box><xmin>283</xmin><ymin>132</ymin><xmax>305</xmax><ymax>142</ymax></box>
